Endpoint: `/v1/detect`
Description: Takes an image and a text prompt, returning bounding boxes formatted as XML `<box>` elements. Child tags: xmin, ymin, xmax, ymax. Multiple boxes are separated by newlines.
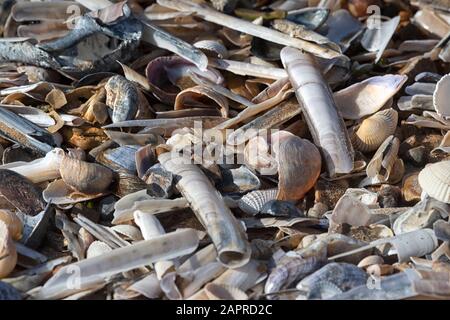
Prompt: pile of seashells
<box><xmin>0</xmin><ymin>0</ymin><xmax>449</xmax><ymax>300</ymax></box>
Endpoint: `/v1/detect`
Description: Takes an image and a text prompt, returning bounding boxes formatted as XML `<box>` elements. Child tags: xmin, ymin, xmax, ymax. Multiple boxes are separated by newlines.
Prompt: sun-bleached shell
<box><xmin>204</xmin><ymin>283</ymin><xmax>248</xmax><ymax>300</ymax></box>
<box><xmin>110</xmin><ymin>225</ymin><xmax>143</xmax><ymax>241</ymax></box>
<box><xmin>433</xmin><ymin>73</ymin><xmax>450</xmax><ymax>118</ymax></box>
<box><xmin>418</xmin><ymin>160</ymin><xmax>450</xmax><ymax>204</ymax></box>
<box><xmin>86</xmin><ymin>241</ymin><xmax>113</xmax><ymax>259</ymax></box>
<box><xmin>334</xmin><ymin>75</ymin><xmax>407</xmax><ymax>120</ymax></box>
<box><xmin>351</xmin><ymin>109</ymin><xmax>398</xmax><ymax>153</ymax></box>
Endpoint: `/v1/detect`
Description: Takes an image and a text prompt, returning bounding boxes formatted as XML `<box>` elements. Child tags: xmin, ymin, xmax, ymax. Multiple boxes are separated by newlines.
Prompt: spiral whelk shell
<box><xmin>351</xmin><ymin>108</ymin><xmax>398</xmax><ymax>153</ymax></box>
<box><xmin>418</xmin><ymin>160</ymin><xmax>450</xmax><ymax>204</ymax></box>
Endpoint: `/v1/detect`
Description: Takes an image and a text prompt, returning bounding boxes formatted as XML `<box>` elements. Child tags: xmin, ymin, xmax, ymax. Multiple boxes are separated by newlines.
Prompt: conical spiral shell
<box><xmin>418</xmin><ymin>160</ymin><xmax>450</xmax><ymax>203</ymax></box>
<box><xmin>238</xmin><ymin>189</ymin><xmax>277</xmax><ymax>215</ymax></box>
<box><xmin>351</xmin><ymin>109</ymin><xmax>398</xmax><ymax>153</ymax></box>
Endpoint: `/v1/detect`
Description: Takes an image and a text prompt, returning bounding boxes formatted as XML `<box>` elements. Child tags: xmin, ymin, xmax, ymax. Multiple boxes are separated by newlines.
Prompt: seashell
<box><xmin>433</xmin><ymin>220</ymin><xmax>450</xmax><ymax>242</ymax></box>
<box><xmin>217</xmin><ymin>165</ymin><xmax>260</xmax><ymax>194</ymax></box>
<box><xmin>0</xmin><ymin>280</ymin><xmax>22</xmax><ymax>300</ymax></box>
<box><xmin>377</xmin><ymin>185</ymin><xmax>402</xmax><ymax>208</ymax></box>
<box><xmin>307</xmin><ymin>202</ymin><xmax>328</xmax><ymax>219</ymax></box>
<box><xmin>348</xmin><ymin>0</ymin><xmax>381</xmax><ymax>18</ymax></box>
<box><xmin>105</xmin><ymin>75</ymin><xmax>139</xmax><ymax>124</ymax></box>
<box><xmin>96</xmin><ymin>145</ymin><xmax>139</xmax><ymax>173</ymax></box>
<box><xmin>127</xmin><ymin>273</ymin><xmax>163</xmax><ymax>299</ymax></box>
<box><xmin>194</xmin><ymin>40</ymin><xmax>228</xmax><ymax>59</ymax></box>
<box><xmin>204</xmin><ymin>283</ymin><xmax>248</xmax><ymax>300</ymax></box>
<box><xmin>142</xmin><ymin>163</ymin><xmax>174</xmax><ymax>199</ymax></box>
<box><xmin>405</xmin><ymin>82</ymin><xmax>436</xmax><ymax>96</ymax></box>
<box><xmin>0</xmin><ymin>220</ymin><xmax>17</xmax><ymax>279</ymax></box>
<box><xmin>357</xmin><ymin>255</ymin><xmax>385</xmax><ymax>269</ymax></box>
<box><xmin>343</xmin><ymin>188</ymin><xmax>378</xmax><ymax>208</ymax></box>
<box><xmin>415</xmin><ymin>72</ymin><xmax>443</xmax><ymax>83</ymax></box>
<box><xmin>393</xmin><ymin>196</ymin><xmax>449</xmax><ymax>235</ymax></box>
<box><xmin>314</xmin><ymin>179</ymin><xmax>349</xmax><ymax>209</ymax></box>
<box><xmin>145</xmin><ymin>55</ymin><xmax>224</xmax><ymax>104</ymax></box>
<box><xmin>0</xmin><ymin>210</ymin><xmax>22</xmax><ymax>241</ymax></box>
<box><xmin>286</xmin><ymin>8</ymin><xmax>329</xmax><ymax>30</ymax></box>
<box><xmin>260</xmin><ymin>200</ymin><xmax>303</xmax><ymax>218</ymax></box>
<box><xmin>334</xmin><ymin>75</ymin><xmax>406</xmax><ymax>120</ymax></box>
<box><xmin>86</xmin><ymin>241</ymin><xmax>112</xmax><ymax>259</ymax></box>
<box><xmin>366</xmin><ymin>264</ymin><xmax>394</xmax><ymax>277</ymax></box>
<box><xmin>349</xmin><ymin>224</ymin><xmax>394</xmax><ymax>243</ymax></box>
<box><xmin>213</xmin><ymin>260</ymin><xmax>267</xmax><ymax>291</ymax></box>
<box><xmin>110</xmin><ymin>225</ymin><xmax>143</xmax><ymax>242</ymax></box>
<box><xmin>418</xmin><ymin>160</ymin><xmax>450</xmax><ymax>204</ymax></box>
<box><xmin>0</xmin><ymin>169</ymin><xmax>45</xmax><ymax>216</ymax></box>
<box><xmin>413</xmin><ymin>8</ymin><xmax>450</xmax><ymax>38</ymax></box>
<box><xmin>281</xmin><ymin>47</ymin><xmax>354</xmax><ymax>176</ymax></box>
<box><xmin>243</xmin><ymin>136</ymin><xmax>277</xmax><ymax>174</ymax></box>
<box><xmin>324</xmin><ymin>9</ymin><xmax>363</xmax><ymax>49</ymax></box>
<box><xmin>16</xmin><ymin>203</ymin><xmax>53</xmax><ymax>249</ymax></box>
<box><xmin>304</xmin><ymin>280</ymin><xmax>343</xmax><ymax>300</ymax></box>
<box><xmin>276</xmin><ymin>134</ymin><xmax>321</xmax><ymax>202</ymax></box>
<box><xmin>60</xmin><ymin>156</ymin><xmax>114</xmax><ymax>194</ymax></box>
<box><xmin>250</xmin><ymin>37</ymin><xmax>282</xmax><ymax>61</ymax></box>
<box><xmin>297</xmin><ymin>263</ymin><xmax>368</xmax><ymax>298</ymax></box>
<box><xmin>432</xmin><ymin>73</ymin><xmax>450</xmax><ymax>118</ymax></box>
<box><xmin>265</xmin><ymin>250</ymin><xmax>326</xmax><ymax>294</ymax></box>
<box><xmin>361</xmin><ymin>16</ymin><xmax>400</xmax><ymax>63</ymax></box>
<box><xmin>135</xmin><ymin>145</ymin><xmax>157</xmax><ymax>179</ymax></box>
<box><xmin>43</xmin><ymin>179</ymin><xmax>104</xmax><ymax>205</ymax></box>
<box><xmin>174</xmin><ymin>85</ymin><xmax>229</xmax><ymax>117</ymax></box>
<box><xmin>238</xmin><ymin>189</ymin><xmax>278</xmax><ymax>215</ymax></box>
<box><xmin>351</xmin><ymin>109</ymin><xmax>398</xmax><ymax>153</ymax></box>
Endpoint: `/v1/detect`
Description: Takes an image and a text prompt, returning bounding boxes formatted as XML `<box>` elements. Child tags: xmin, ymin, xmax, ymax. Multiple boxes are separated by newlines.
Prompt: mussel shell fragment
<box><xmin>105</xmin><ymin>75</ymin><xmax>139</xmax><ymax>124</ymax></box>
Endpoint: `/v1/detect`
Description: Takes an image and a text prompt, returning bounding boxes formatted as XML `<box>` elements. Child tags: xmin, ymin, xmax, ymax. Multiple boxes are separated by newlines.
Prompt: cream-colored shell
<box><xmin>357</xmin><ymin>255</ymin><xmax>384</xmax><ymax>269</ymax></box>
<box><xmin>0</xmin><ymin>220</ymin><xmax>17</xmax><ymax>278</ymax></box>
<box><xmin>0</xmin><ymin>210</ymin><xmax>22</xmax><ymax>241</ymax></box>
<box><xmin>351</xmin><ymin>109</ymin><xmax>398</xmax><ymax>153</ymax></box>
<box><xmin>204</xmin><ymin>283</ymin><xmax>249</xmax><ymax>300</ymax></box>
<box><xmin>86</xmin><ymin>241</ymin><xmax>113</xmax><ymax>259</ymax></box>
<box><xmin>418</xmin><ymin>160</ymin><xmax>450</xmax><ymax>203</ymax></box>
<box><xmin>110</xmin><ymin>225</ymin><xmax>143</xmax><ymax>242</ymax></box>
<box><xmin>433</xmin><ymin>73</ymin><xmax>450</xmax><ymax>118</ymax></box>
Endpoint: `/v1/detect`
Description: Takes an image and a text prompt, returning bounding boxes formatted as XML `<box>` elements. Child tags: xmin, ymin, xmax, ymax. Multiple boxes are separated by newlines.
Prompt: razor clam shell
<box><xmin>351</xmin><ymin>109</ymin><xmax>398</xmax><ymax>153</ymax></box>
<box><xmin>433</xmin><ymin>74</ymin><xmax>450</xmax><ymax>118</ymax></box>
<box><xmin>297</xmin><ymin>262</ymin><xmax>368</xmax><ymax>297</ymax></box>
<box><xmin>280</xmin><ymin>47</ymin><xmax>354</xmax><ymax>176</ymax></box>
<box><xmin>413</xmin><ymin>8</ymin><xmax>450</xmax><ymax>38</ymax></box>
<box><xmin>334</xmin><ymin>75</ymin><xmax>407</xmax><ymax>120</ymax></box>
<box><xmin>86</xmin><ymin>241</ymin><xmax>112</xmax><ymax>258</ymax></box>
<box><xmin>127</xmin><ymin>273</ymin><xmax>163</xmax><ymax>299</ymax></box>
<box><xmin>238</xmin><ymin>189</ymin><xmax>278</xmax><ymax>216</ymax></box>
<box><xmin>212</xmin><ymin>259</ymin><xmax>267</xmax><ymax>291</ymax></box>
<box><xmin>0</xmin><ymin>281</ymin><xmax>22</xmax><ymax>300</ymax></box>
<box><xmin>174</xmin><ymin>85</ymin><xmax>229</xmax><ymax>117</ymax></box>
<box><xmin>204</xmin><ymin>283</ymin><xmax>248</xmax><ymax>300</ymax></box>
<box><xmin>43</xmin><ymin>179</ymin><xmax>104</xmax><ymax>205</ymax></box>
<box><xmin>142</xmin><ymin>163</ymin><xmax>174</xmax><ymax>198</ymax></box>
<box><xmin>398</xmin><ymin>95</ymin><xmax>434</xmax><ymax>112</ymax></box>
<box><xmin>97</xmin><ymin>145</ymin><xmax>139</xmax><ymax>173</ymax></box>
<box><xmin>105</xmin><ymin>75</ymin><xmax>139</xmax><ymax>124</ymax></box>
<box><xmin>17</xmin><ymin>203</ymin><xmax>53</xmax><ymax>249</ymax></box>
<box><xmin>405</xmin><ymin>83</ymin><xmax>436</xmax><ymax>96</ymax></box>
<box><xmin>194</xmin><ymin>40</ymin><xmax>228</xmax><ymax>59</ymax></box>
<box><xmin>105</xmin><ymin>130</ymin><xmax>164</xmax><ymax>147</ymax></box>
<box><xmin>110</xmin><ymin>225</ymin><xmax>143</xmax><ymax>242</ymax></box>
<box><xmin>418</xmin><ymin>160</ymin><xmax>450</xmax><ymax>204</ymax></box>
<box><xmin>34</xmin><ymin>228</ymin><xmax>199</xmax><ymax>299</ymax></box>
<box><xmin>324</xmin><ymin>9</ymin><xmax>363</xmax><ymax>50</ymax></box>
<box><xmin>159</xmin><ymin>151</ymin><xmax>251</xmax><ymax>268</ymax></box>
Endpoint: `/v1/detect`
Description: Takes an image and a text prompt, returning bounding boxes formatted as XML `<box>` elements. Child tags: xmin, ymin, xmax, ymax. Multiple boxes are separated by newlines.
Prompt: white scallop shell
<box><xmin>334</xmin><ymin>75</ymin><xmax>407</xmax><ymax>120</ymax></box>
<box><xmin>433</xmin><ymin>73</ymin><xmax>450</xmax><ymax>118</ymax></box>
<box><xmin>418</xmin><ymin>160</ymin><xmax>450</xmax><ymax>203</ymax></box>
<box><xmin>351</xmin><ymin>109</ymin><xmax>398</xmax><ymax>153</ymax></box>
<box><xmin>204</xmin><ymin>283</ymin><xmax>248</xmax><ymax>300</ymax></box>
<box><xmin>86</xmin><ymin>241</ymin><xmax>112</xmax><ymax>258</ymax></box>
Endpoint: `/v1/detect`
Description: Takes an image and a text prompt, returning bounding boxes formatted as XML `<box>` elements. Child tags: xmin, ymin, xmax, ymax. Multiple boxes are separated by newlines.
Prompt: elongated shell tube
<box><xmin>280</xmin><ymin>47</ymin><xmax>354</xmax><ymax>176</ymax></box>
<box><xmin>159</xmin><ymin>152</ymin><xmax>251</xmax><ymax>268</ymax></box>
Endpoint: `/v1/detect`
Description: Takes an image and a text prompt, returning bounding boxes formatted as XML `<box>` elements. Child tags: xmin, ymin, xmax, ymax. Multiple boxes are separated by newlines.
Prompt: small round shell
<box><xmin>194</xmin><ymin>40</ymin><xmax>228</xmax><ymax>58</ymax></box>
<box><xmin>204</xmin><ymin>283</ymin><xmax>248</xmax><ymax>300</ymax></box>
<box><xmin>60</xmin><ymin>156</ymin><xmax>114</xmax><ymax>194</ymax></box>
<box><xmin>86</xmin><ymin>241</ymin><xmax>112</xmax><ymax>258</ymax></box>
<box><xmin>418</xmin><ymin>160</ymin><xmax>450</xmax><ymax>203</ymax></box>
<box><xmin>238</xmin><ymin>189</ymin><xmax>277</xmax><ymax>215</ymax></box>
<box><xmin>0</xmin><ymin>210</ymin><xmax>22</xmax><ymax>241</ymax></box>
<box><xmin>433</xmin><ymin>73</ymin><xmax>450</xmax><ymax>118</ymax></box>
<box><xmin>0</xmin><ymin>221</ymin><xmax>17</xmax><ymax>279</ymax></box>
<box><xmin>351</xmin><ymin>109</ymin><xmax>398</xmax><ymax>152</ymax></box>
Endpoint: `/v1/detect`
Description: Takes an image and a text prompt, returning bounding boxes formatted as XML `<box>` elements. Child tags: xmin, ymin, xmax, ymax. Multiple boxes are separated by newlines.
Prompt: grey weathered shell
<box><xmin>296</xmin><ymin>262</ymin><xmax>368</xmax><ymax>295</ymax></box>
<box><xmin>204</xmin><ymin>283</ymin><xmax>248</xmax><ymax>300</ymax></box>
<box><xmin>260</xmin><ymin>200</ymin><xmax>303</xmax><ymax>217</ymax></box>
<box><xmin>393</xmin><ymin>197</ymin><xmax>449</xmax><ymax>234</ymax></box>
<box><xmin>194</xmin><ymin>40</ymin><xmax>228</xmax><ymax>58</ymax></box>
<box><xmin>351</xmin><ymin>109</ymin><xmax>398</xmax><ymax>153</ymax></box>
<box><xmin>433</xmin><ymin>220</ymin><xmax>450</xmax><ymax>242</ymax></box>
<box><xmin>217</xmin><ymin>165</ymin><xmax>260</xmax><ymax>194</ymax></box>
<box><xmin>105</xmin><ymin>75</ymin><xmax>139</xmax><ymax>123</ymax></box>
<box><xmin>0</xmin><ymin>281</ymin><xmax>22</xmax><ymax>300</ymax></box>
<box><xmin>60</xmin><ymin>156</ymin><xmax>114</xmax><ymax>194</ymax></box>
<box><xmin>238</xmin><ymin>189</ymin><xmax>277</xmax><ymax>215</ymax></box>
<box><xmin>174</xmin><ymin>85</ymin><xmax>229</xmax><ymax>117</ymax></box>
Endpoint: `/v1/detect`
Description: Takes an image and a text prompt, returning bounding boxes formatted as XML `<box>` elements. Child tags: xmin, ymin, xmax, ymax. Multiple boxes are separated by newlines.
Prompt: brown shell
<box><xmin>0</xmin><ymin>210</ymin><xmax>22</xmax><ymax>241</ymax></box>
<box><xmin>0</xmin><ymin>220</ymin><xmax>17</xmax><ymax>279</ymax></box>
<box><xmin>59</xmin><ymin>156</ymin><xmax>114</xmax><ymax>194</ymax></box>
<box><xmin>174</xmin><ymin>85</ymin><xmax>229</xmax><ymax>117</ymax></box>
<box><xmin>276</xmin><ymin>135</ymin><xmax>321</xmax><ymax>201</ymax></box>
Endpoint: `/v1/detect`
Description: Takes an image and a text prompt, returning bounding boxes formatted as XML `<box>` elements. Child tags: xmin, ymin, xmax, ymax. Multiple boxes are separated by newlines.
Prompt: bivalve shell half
<box><xmin>433</xmin><ymin>73</ymin><xmax>450</xmax><ymax>118</ymax></box>
<box><xmin>0</xmin><ymin>221</ymin><xmax>17</xmax><ymax>279</ymax></box>
<box><xmin>238</xmin><ymin>189</ymin><xmax>278</xmax><ymax>215</ymax></box>
<box><xmin>86</xmin><ymin>241</ymin><xmax>113</xmax><ymax>259</ymax></box>
<box><xmin>194</xmin><ymin>40</ymin><xmax>228</xmax><ymax>59</ymax></box>
<box><xmin>0</xmin><ymin>210</ymin><xmax>22</xmax><ymax>241</ymax></box>
<box><xmin>204</xmin><ymin>283</ymin><xmax>248</xmax><ymax>300</ymax></box>
<box><xmin>418</xmin><ymin>160</ymin><xmax>450</xmax><ymax>204</ymax></box>
<box><xmin>351</xmin><ymin>109</ymin><xmax>398</xmax><ymax>153</ymax></box>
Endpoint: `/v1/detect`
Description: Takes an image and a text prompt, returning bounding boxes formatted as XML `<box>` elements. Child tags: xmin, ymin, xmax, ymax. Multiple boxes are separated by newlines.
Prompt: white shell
<box><xmin>334</xmin><ymin>75</ymin><xmax>407</xmax><ymax>120</ymax></box>
<box><xmin>238</xmin><ymin>189</ymin><xmax>278</xmax><ymax>215</ymax></box>
<box><xmin>43</xmin><ymin>179</ymin><xmax>104</xmax><ymax>205</ymax></box>
<box><xmin>110</xmin><ymin>225</ymin><xmax>143</xmax><ymax>241</ymax></box>
<box><xmin>418</xmin><ymin>160</ymin><xmax>450</xmax><ymax>204</ymax></box>
<box><xmin>86</xmin><ymin>241</ymin><xmax>112</xmax><ymax>258</ymax></box>
<box><xmin>357</xmin><ymin>255</ymin><xmax>384</xmax><ymax>269</ymax></box>
<box><xmin>433</xmin><ymin>73</ymin><xmax>450</xmax><ymax>118</ymax></box>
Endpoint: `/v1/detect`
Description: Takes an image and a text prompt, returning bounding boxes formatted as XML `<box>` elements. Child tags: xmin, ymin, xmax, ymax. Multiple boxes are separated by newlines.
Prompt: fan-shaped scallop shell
<box><xmin>433</xmin><ymin>73</ymin><xmax>450</xmax><ymax>118</ymax></box>
<box><xmin>351</xmin><ymin>109</ymin><xmax>398</xmax><ymax>152</ymax></box>
<box><xmin>418</xmin><ymin>160</ymin><xmax>450</xmax><ymax>204</ymax></box>
<box><xmin>194</xmin><ymin>40</ymin><xmax>228</xmax><ymax>59</ymax></box>
<box><xmin>238</xmin><ymin>189</ymin><xmax>278</xmax><ymax>215</ymax></box>
<box><xmin>204</xmin><ymin>283</ymin><xmax>248</xmax><ymax>300</ymax></box>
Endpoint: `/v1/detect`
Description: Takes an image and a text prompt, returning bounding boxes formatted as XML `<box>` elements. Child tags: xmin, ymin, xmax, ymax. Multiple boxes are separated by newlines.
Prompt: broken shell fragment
<box><xmin>105</xmin><ymin>75</ymin><xmax>139</xmax><ymax>124</ymax></box>
<box><xmin>0</xmin><ymin>210</ymin><xmax>22</xmax><ymax>241</ymax></box>
<box><xmin>60</xmin><ymin>156</ymin><xmax>114</xmax><ymax>194</ymax></box>
<box><xmin>418</xmin><ymin>160</ymin><xmax>450</xmax><ymax>204</ymax></box>
<box><xmin>204</xmin><ymin>283</ymin><xmax>248</xmax><ymax>300</ymax></box>
<box><xmin>0</xmin><ymin>220</ymin><xmax>17</xmax><ymax>279</ymax></box>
